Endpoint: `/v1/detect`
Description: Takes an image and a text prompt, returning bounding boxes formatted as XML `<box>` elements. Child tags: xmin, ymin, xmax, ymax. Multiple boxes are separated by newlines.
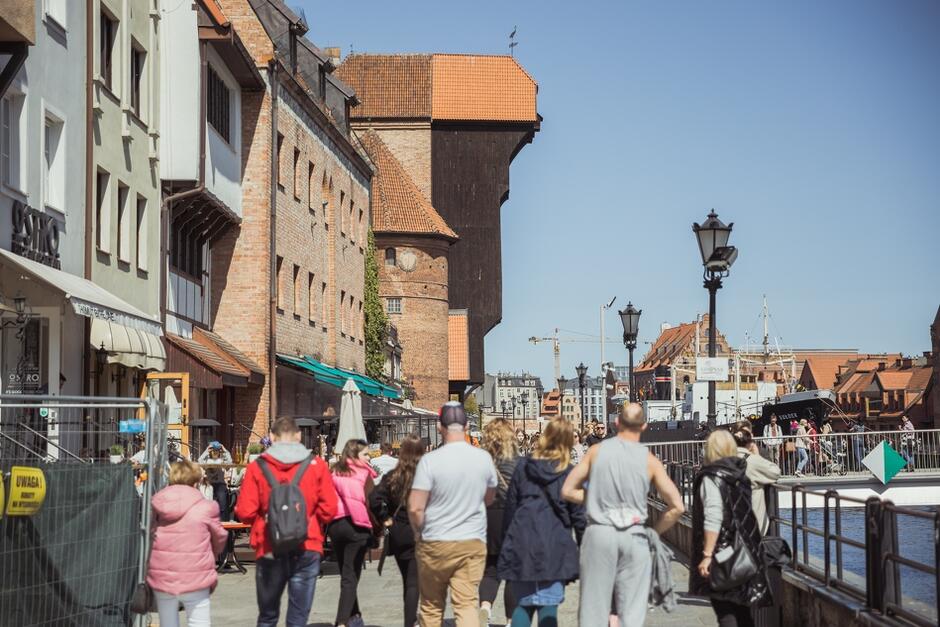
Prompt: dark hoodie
<box><xmin>496</xmin><ymin>457</ymin><xmax>586</xmax><ymax>584</ymax></box>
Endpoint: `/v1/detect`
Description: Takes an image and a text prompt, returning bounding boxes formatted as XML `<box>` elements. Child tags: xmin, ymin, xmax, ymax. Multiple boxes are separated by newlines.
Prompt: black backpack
<box><xmin>257</xmin><ymin>455</ymin><xmax>314</xmax><ymax>556</ymax></box>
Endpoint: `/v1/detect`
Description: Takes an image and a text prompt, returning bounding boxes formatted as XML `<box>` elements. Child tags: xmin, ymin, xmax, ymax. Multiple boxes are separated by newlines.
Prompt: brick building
<box><xmin>336</xmin><ymin>53</ymin><xmax>540</xmax><ymax>399</ymax></box>
<box><xmin>356</xmin><ymin>129</ymin><xmax>457</xmax><ymax>409</ymax></box>
<box><xmin>211</xmin><ymin>0</ymin><xmax>372</xmax><ymax>439</ymax></box>
<box><xmin>831</xmin><ymin>355</ymin><xmax>933</xmax><ymax>429</ymax></box>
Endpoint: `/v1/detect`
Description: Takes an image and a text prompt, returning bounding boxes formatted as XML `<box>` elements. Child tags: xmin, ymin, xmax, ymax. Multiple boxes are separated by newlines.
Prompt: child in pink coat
<box><xmin>147</xmin><ymin>459</ymin><xmax>227</xmax><ymax>627</ymax></box>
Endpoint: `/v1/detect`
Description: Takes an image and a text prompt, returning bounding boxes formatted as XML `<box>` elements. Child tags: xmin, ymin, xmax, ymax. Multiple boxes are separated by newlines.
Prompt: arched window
<box><xmin>385</xmin><ymin>248</ymin><xmax>396</xmax><ymax>266</ymax></box>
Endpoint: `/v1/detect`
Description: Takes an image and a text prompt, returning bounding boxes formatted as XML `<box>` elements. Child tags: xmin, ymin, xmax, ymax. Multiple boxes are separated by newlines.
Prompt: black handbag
<box><xmin>709</xmin><ymin>531</ymin><xmax>759</xmax><ymax>592</ymax></box>
<box><xmin>129</xmin><ymin>582</ymin><xmax>155</xmax><ymax>614</ymax></box>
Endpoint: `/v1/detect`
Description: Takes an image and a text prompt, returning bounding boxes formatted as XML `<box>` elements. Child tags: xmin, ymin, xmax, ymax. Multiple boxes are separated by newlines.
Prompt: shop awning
<box><xmin>276</xmin><ymin>354</ymin><xmax>401</xmax><ymax>399</ymax></box>
<box><xmin>0</xmin><ymin>249</ymin><xmax>162</xmax><ymax>335</ymax></box>
<box><xmin>165</xmin><ymin>328</ymin><xmax>264</xmax><ymax>389</ymax></box>
<box><xmin>92</xmin><ymin>318</ymin><xmax>166</xmax><ymax>371</ymax></box>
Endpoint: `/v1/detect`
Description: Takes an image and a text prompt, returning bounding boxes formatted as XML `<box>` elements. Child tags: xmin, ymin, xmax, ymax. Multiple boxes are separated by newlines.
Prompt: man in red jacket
<box><xmin>235</xmin><ymin>416</ymin><xmax>338</xmax><ymax>627</ymax></box>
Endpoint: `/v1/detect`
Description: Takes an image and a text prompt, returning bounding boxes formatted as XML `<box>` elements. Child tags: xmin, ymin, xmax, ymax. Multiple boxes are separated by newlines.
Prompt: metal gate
<box><xmin>0</xmin><ymin>393</ymin><xmax>167</xmax><ymax>626</ymax></box>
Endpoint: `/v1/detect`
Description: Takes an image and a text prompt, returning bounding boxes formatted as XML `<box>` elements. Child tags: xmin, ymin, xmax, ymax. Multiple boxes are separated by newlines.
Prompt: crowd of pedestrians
<box><xmin>145</xmin><ymin>400</ymin><xmax>793</xmax><ymax>627</ymax></box>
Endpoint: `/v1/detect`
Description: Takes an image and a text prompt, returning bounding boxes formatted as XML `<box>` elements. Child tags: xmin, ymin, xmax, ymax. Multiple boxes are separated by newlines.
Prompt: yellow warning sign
<box><xmin>5</xmin><ymin>466</ymin><xmax>46</xmax><ymax>516</ymax></box>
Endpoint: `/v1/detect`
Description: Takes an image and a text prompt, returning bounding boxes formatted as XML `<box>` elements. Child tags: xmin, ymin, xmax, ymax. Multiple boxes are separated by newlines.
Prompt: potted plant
<box><xmin>247</xmin><ymin>442</ymin><xmax>263</xmax><ymax>463</ymax></box>
<box><xmin>109</xmin><ymin>444</ymin><xmax>125</xmax><ymax>464</ymax></box>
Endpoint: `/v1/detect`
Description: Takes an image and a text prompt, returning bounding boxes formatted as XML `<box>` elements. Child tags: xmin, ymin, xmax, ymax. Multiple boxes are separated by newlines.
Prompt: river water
<box><xmin>777</xmin><ymin>506</ymin><xmax>938</xmax><ymax>618</ymax></box>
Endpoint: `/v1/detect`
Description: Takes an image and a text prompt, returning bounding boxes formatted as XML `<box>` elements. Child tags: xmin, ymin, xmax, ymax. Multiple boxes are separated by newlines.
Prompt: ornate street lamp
<box><xmin>520</xmin><ymin>396</ymin><xmax>529</xmax><ymax>431</ymax></box>
<box><xmin>692</xmin><ymin>210</ymin><xmax>738</xmax><ymax>429</ymax></box>
<box><xmin>576</xmin><ymin>362</ymin><xmax>588</xmax><ymax>431</ymax></box>
<box><xmin>500</xmin><ymin>399</ymin><xmax>507</xmax><ymax>421</ymax></box>
<box><xmin>557</xmin><ymin>376</ymin><xmax>568</xmax><ymax>421</ymax></box>
<box><xmin>619</xmin><ymin>302</ymin><xmax>641</xmax><ymax>403</ymax></box>
<box><xmin>510</xmin><ymin>394</ymin><xmax>518</xmax><ymax>430</ymax></box>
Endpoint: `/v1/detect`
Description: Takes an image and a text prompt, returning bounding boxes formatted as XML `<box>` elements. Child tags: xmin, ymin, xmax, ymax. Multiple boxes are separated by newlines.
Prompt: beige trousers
<box><xmin>416</xmin><ymin>539</ymin><xmax>487</xmax><ymax>627</ymax></box>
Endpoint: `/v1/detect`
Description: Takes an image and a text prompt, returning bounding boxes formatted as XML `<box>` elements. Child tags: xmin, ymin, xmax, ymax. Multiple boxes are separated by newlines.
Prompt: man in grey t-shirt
<box><xmin>409</xmin><ymin>402</ymin><xmax>497</xmax><ymax>627</ymax></box>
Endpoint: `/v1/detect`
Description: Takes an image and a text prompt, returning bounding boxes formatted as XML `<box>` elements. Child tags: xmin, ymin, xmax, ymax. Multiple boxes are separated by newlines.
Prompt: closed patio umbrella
<box><xmin>335</xmin><ymin>378</ymin><xmax>366</xmax><ymax>454</ymax></box>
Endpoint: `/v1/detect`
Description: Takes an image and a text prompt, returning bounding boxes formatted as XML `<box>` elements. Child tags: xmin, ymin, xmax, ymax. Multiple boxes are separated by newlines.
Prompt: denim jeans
<box><xmin>796</xmin><ymin>448</ymin><xmax>809</xmax><ymax>473</ymax></box>
<box><xmin>256</xmin><ymin>550</ymin><xmax>320</xmax><ymax>627</ymax></box>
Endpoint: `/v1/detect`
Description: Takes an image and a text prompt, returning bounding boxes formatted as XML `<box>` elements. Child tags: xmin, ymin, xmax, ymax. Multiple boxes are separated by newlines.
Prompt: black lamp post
<box><xmin>520</xmin><ymin>395</ymin><xmax>529</xmax><ymax>431</ymax></box>
<box><xmin>693</xmin><ymin>210</ymin><xmax>738</xmax><ymax>429</ymax></box>
<box><xmin>619</xmin><ymin>302</ymin><xmax>641</xmax><ymax>403</ymax></box>
<box><xmin>501</xmin><ymin>399</ymin><xmax>507</xmax><ymax>421</ymax></box>
<box><xmin>557</xmin><ymin>376</ymin><xmax>568</xmax><ymax>421</ymax></box>
<box><xmin>510</xmin><ymin>394</ymin><xmax>518</xmax><ymax>430</ymax></box>
<box><xmin>576</xmin><ymin>362</ymin><xmax>588</xmax><ymax>431</ymax></box>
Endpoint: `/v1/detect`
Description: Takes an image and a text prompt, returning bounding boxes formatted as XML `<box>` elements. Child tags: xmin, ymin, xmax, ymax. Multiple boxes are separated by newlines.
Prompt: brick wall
<box><xmin>376</xmin><ymin>235</ymin><xmax>449</xmax><ymax>410</ymax></box>
<box><xmin>353</xmin><ymin>121</ymin><xmax>432</xmax><ymax>200</ymax></box>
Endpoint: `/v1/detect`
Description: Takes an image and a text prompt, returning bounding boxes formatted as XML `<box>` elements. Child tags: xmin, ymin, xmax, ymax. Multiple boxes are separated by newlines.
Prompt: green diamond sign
<box><xmin>861</xmin><ymin>440</ymin><xmax>908</xmax><ymax>484</ymax></box>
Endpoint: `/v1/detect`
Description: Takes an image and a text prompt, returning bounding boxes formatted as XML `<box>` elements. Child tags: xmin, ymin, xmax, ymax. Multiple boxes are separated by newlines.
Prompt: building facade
<box><xmin>562</xmin><ymin>375</ymin><xmax>607</xmax><ymax>424</ymax></box>
<box><xmin>357</xmin><ymin>128</ymin><xmax>456</xmax><ymax>410</ymax></box>
<box><xmin>336</xmin><ymin>54</ymin><xmax>540</xmax><ymax>399</ymax></box>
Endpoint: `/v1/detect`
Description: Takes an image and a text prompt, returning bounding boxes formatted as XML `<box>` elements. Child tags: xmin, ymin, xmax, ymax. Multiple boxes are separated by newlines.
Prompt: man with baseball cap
<box><xmin>408</xmin><ymin>402</ymin><xmax>498</xmax><ymax>626</ymax></box>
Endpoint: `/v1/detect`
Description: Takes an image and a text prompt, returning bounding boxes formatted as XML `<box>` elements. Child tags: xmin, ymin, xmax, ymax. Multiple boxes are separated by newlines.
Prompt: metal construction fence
<box><xmin>651</xmin><ymin>462</ymin><xmax>940</xmax><ymax>627</ymax></box>
<box><xmin>647</xmin><ymin>428</ymin><xmax>940</xmax><ymax>478</ymax></box>
<box><xmin>0</xmin><ymin>394</ymin><xmax>167</xmax><ymax>626</ymax></box>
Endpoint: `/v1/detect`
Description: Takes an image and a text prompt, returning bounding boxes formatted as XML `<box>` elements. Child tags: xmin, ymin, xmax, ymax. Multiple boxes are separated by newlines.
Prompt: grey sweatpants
<box><xmin>578</xmin><ymin>524</ymin><xmax>652</xmax><ymax>627</ymax></box>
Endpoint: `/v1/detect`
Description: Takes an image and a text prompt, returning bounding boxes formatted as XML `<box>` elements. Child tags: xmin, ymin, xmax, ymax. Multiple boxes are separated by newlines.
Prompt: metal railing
<box><xmin>647</xmin><ymin>428</ymin><xmax>940</xmax><ymax>478</ymax></box>
<box><xmin>651</xmin><ymin>461</ymin><xmax>940</xmax><ymax>626</ymax></box>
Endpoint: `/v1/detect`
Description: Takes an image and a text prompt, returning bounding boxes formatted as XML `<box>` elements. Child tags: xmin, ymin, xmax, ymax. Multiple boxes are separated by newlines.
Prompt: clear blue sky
<box><xmin>303</xmin><ymin>0</ymin><xmax>940</xmax><ymax>389</ymax></box>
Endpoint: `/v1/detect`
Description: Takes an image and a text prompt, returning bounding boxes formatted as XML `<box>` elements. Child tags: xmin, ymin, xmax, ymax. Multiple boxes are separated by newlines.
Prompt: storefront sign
<box><xmin>72</xmin><ymin>301</ymin><xmax>118</xmax><ymax>322</ymax></box>
<box><xmin>119</xmin><ymin>419</ymin><xmax>146</xmax><ymax>433</ymax></box>
<box><xmin>5</xmin><ymin>466</ymin><xmax>47</xmax><ymax>516</ymax></box>
<box><xmin>11</xmin><ymin>201</ymin><xmax>61</xmax><ymax>269</ymax></box>
<box><xmin>696</xmin><ymin>357</ymin><xmax>730</xmax><ymax>382</ymax></box>
<box><xmin>5</xmin><ymin>365</ymin><xmax>41</xmax><ymax>395</ymax></box>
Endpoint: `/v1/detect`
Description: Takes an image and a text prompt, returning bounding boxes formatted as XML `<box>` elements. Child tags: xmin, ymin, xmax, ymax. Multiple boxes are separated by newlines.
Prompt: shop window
<box><xmin>207</xmin><ymin>65</ymin><xmax>231</xmax><ymax>142</ymax></box>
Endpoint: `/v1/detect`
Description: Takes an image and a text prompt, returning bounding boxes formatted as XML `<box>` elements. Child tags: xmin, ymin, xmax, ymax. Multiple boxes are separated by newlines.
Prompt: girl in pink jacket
<box><xmin>328</xmin><ymin>439</ymin><xmax>378</xmax><ymax>627</ymax></box>
<box><xmin>147</xmin><ymin>459</ymin><xmax>227</xmax><ymax>627</ymax></box>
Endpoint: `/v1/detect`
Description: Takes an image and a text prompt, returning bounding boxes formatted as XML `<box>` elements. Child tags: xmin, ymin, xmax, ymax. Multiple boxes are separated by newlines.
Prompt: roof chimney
<box><xmin>878</xmin><ymin>361</ymin><xmax>886</xmax><ymax>371</ymax></box>
<box><xmin>324</xmin><ymin>47</ymin><xmax>342</xmax><ymax>66</ymax></box>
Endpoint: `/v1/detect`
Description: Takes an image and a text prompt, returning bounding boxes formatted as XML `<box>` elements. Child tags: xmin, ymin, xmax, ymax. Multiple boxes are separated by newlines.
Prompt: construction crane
<box><xmin>528</xmin><ymin>328</ymin><xmax>616</xmax><ymax>385</ymax></box>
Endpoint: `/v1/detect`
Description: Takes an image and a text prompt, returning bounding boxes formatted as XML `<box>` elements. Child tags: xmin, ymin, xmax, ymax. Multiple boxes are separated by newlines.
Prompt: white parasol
<box><xmin>334</xmin><ymin>378</ymin><xmax>366</xmax><ymax>454</ymax></box>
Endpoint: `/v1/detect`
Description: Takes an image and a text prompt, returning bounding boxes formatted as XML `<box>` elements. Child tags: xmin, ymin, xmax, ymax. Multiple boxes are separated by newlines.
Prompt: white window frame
<box><xmin>136</xmin><ymin>195</ymin><xmax>148</xmax><ymax>271</ymax></box>
<box><xmin>42</xmin><ymin>106</ymin><xmax>66</xmax><ymax>213</ymax></box>
<box><xmin>387</xmin><ymin>297</ymin><xmax>402</xmax><ymax>315</ymax></box>
<box><xmin>1</xmin><ymin>90</ymin><xmax>27</xmax><ymax>196</ymax></box>
<box><xmin>95</xmin><ymin>170</ymin><xmax>112</xmax><ymax>254</ymax></box>
<box><xmin>117</xmin><ymin>183</ymin><xmax>131</xmax><ymax>263</ymax></box>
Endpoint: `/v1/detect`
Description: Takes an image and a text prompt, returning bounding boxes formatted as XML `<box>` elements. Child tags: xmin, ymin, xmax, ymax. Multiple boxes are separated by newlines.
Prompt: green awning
<box><xmin>276</xmin><ymin>354</ymin><xmax>400</xmax><ymax>400</ymax></box>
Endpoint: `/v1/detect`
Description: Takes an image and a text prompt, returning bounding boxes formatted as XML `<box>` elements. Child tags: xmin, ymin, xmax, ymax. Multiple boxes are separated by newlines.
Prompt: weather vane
<box><xmin>509</xmin><ymin>25</ymin><xmax>518</xmax><ymax>56</ymax></box>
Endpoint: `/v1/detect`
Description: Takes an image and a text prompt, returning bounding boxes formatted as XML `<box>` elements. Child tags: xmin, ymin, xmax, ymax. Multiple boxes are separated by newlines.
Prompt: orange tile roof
<box><xmin>196</xmin><ymin>328</ymin><xmax>264</xmax><ymax>377</ymax></box>
<box><xmin>636</xmin><ymin>315</ymin><xmax>729</xmax><ymax>373</ymax></box>
<box><xmin>448</xmin><ymin>311</ymin><xmax>470</xmax><ymax>381</ymax></box>
<box><xmin>335</xmin><ymin>55</ymin><xmax>432</xmax><ymax>119</ymax></box>
<box><xmin>876</xmin><ymin>371</ymin><xmax>913</xmax><ymax>391</ymax></box>
<box><xmin>802</xmin><ymin>354</ymin><xmax>857</xmax><ymax>390</ymax></box>
<box><xmin>199</xmin><ymin>0</ymin><xmax>230</xmax><ymax>27</ymax></box>
<box><xmin>907</xmin><ymin>366</ymin><xmax>933</xmax><ymax>391</ymax></box>
<box><xmin>336</xmin><ymin>53</ymin><xmax>538</xmax><ymax>123</ymax></box>
<box><xmin>431</xmin><ymin>54</ymin><xmax>538</xmax><ymax>122</ymax></box>
<box><xmin>356</xmin><ymin>129</ymin><xmax>457</xmax><ymax>240</ymax></box>
<box><xmin>166</xmin><ymin>333</ymin><xmax>246</xmax><ymax>379</ymax></box>
<box><xmin>837</xmin><ymin>371</ymin><xmax>876</xmax><ymax>395</ymax></box>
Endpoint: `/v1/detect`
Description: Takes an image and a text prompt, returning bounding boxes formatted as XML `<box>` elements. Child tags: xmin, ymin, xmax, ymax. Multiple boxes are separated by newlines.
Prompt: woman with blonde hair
<box><xmin>147</xmin><ymin>459</ymin><xmax>227</xmax><ymax>627</ymax></box>
<box><xmin>478</xmin><ymin>419</ymin><xmax>521</xmax><ymax>625</ymax></box>
<box><xmin>691</xmin><ymin>430</ymin><xmax>768</xmax><ymax>626</ymax></box>
<box><xmin>498</xmin><ymin>417</ymin><xmax>586</xmax><ymax>626</ymax></box>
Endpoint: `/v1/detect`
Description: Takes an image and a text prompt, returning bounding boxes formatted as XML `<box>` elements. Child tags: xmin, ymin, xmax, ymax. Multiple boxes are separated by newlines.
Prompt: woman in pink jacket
<box><xmin>328</xmin><ymin>439</ymin><xmax>378</xmax><ymax>627</ymax></box>
<box><xmin>147</xmin><ymin>459</ymin><xmax>227</xmax><ymax>627</ymax></box>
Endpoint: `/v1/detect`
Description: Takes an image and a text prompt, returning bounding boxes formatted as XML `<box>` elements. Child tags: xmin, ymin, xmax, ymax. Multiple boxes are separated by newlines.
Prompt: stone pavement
<box><xmin>150</xmin><ymin>555</ymin><xmax>716</xmax><ymax>626</ymax></box>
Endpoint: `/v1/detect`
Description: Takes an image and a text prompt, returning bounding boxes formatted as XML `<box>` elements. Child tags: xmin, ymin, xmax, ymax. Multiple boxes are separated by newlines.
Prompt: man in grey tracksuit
<box><xmin>562</xmin><ymin>403</ymin><xmax>685</xmax><ymax>626</ymax></box>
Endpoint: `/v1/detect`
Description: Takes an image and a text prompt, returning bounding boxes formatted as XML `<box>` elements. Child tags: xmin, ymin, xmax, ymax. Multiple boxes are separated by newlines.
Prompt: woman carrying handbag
<box><xmin>690</xmin><ymin>430</ymin><xmax>769</xmax><ymax>627</ymax></box>
<box><xmin>369</xmin><ymin>434</ymin><xmax>425</xmax><ymax>627</ymax></box>
<box><xmin>146</xmin><ymin>459</ymin><xmax>228</xmax><ymax>627</ymax></box>
<box><xmin>497</xmin><ymin>417</ymin><xmax>586</xmax><ymax>626</ymax></box>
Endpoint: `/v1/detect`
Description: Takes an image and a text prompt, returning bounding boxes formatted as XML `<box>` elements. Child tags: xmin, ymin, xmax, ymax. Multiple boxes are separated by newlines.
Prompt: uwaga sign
<box><xmin>12</xmin><ymin>201</ymin><xmax>61</xmax><ymax>269</ymax></box>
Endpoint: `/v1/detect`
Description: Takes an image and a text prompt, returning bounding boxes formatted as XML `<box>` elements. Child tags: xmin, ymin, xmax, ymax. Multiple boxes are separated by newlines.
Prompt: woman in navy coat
<box><xmin>497</xmin><ymin>417</ymin><xmax>586</xmax><ymax>626</ymax></box>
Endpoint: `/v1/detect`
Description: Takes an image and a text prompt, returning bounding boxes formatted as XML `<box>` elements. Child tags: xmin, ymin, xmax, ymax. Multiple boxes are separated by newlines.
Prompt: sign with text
<box><xmin>696</xmin><ymin>357</ymin><xmax>730</xmax><ymax>382</ymax></box>
<box><xmin>11</xmin><ymin>201</ymin><xmax>61</xmax><ymax>268</ymax></box>
<box><xmin>5</xmin><ymin>466</ymin><xmax>47</xmax><ymax>516</ymax></box>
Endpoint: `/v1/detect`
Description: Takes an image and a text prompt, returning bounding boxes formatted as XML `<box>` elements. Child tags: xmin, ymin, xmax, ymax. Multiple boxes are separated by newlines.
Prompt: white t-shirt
<box><xmin>411</xmin><ymin>441</ymin><xmax>498</xmax><ymax>542</ymax></box>
<box><xmin>372</xmin><ymin>454</ymin><xmax>399</xmax><ymax>484</ymax></box>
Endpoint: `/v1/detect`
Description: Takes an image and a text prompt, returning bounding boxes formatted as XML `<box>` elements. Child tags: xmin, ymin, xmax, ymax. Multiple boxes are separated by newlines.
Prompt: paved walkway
<box><xmin>150</xmin><ymin>555</ymin><xmax>716</xmax><ymax>626</ymax></box>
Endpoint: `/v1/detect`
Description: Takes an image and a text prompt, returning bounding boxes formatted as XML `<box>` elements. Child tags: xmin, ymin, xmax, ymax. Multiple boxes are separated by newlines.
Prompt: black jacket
<box><xmin>496</xmin><ymin>457</ymin><xmax>586</xmax><ymax>583</ymax></box>
<box><xmin>486</xmin><ymin>456</ymin><xmax>520</xmax><ymax>556</ymax></box>
<box><xmin>690</xmin><ymin>456</ymin><xmax>769</xmax><ymax>606</ymax></box>
<box><xmin>368</xmin><ymin>476</ymin><xmax>414</xmax><ymax>559</ymax></box>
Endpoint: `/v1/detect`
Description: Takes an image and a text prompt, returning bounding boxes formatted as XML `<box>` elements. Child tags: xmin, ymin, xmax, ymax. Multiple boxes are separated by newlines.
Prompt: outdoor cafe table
<box><xmin>218</xmin><ymin>521</ymin><xmax>251</xmax><ymax>574</ymax></box>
